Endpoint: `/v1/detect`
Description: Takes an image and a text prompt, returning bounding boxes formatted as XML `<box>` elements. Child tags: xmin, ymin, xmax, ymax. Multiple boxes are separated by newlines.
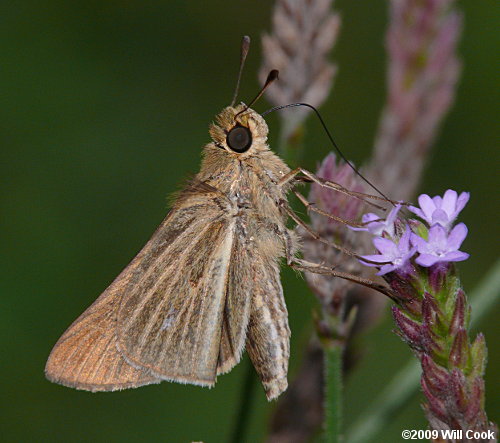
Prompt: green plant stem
<box><xmin>324</xmin><ymin>343</ymin><xmax>343</xmax><ymax>443</ymax></box>
<box><xmin>345</xmin><ymin>258</ymin><xmax>500</xmax><ymax>443</ymax></box>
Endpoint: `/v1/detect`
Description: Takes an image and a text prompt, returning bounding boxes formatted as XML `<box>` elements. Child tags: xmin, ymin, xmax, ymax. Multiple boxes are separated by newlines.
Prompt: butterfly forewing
<box><xmin>116</xmin><ymin>190</ymin><xmax>236</xmax><ymax>386</ymax></box>
<box><xmin>46</xmin><ymin>183</ymin><xmax>236</xmax><ymax>389</ymax></box>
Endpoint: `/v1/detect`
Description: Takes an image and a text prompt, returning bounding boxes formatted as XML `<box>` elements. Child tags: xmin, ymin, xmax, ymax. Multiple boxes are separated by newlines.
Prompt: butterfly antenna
<box><xmin>235</xmin><ymin>70</ymin><xmax>279</xmax><ymax>118</ymax></box>
<box><xmin>230</xmin><ymin>36</ymin><xmax>251</xmax><ymax>107</ymax></box>
<box><xmin>262</xmin><ymin>102</ymin><xmax>391</xmax><ymax>202</ymax></box>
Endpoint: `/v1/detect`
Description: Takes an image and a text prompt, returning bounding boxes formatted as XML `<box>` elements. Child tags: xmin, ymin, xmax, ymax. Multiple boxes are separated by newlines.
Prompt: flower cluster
<box><xmin>359</xmin><ymin>190</ymin><xmax>470</xmax><ymax>275</ymax></box>
<box><xmin>357</xmin><ymin>190</ymin><xmax>497</xmax><ymax>438</ymax></box>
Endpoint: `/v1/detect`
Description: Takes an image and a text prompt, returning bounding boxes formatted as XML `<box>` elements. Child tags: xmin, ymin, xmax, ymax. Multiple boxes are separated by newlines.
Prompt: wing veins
<box><xmin>73</xmin><ymin>329</ymin><xmax>101</xmax><ymax>382</ymax></box>
<box><xmin>87</xmin><ymin>337</ymin><xmax>114</xmax><ymax>382</ymax></box>
<box><xmin>122</xmin><ymin>220</ymin><xmax>214</xmax><ymax>331</ymax></box>
<box><xmin>176</xmin><ymin>221</ymin><xmax>235</xmax><ymax>372</ymax></box>
<box><xmin>55</xmin><ymin>334</ymin><xmax>86</xmax><ymax>380</ymax></box>
<box><xmin>133</xmin><ymin>222</ymin><xmax>220</xmax><ymax>350</ymax></box>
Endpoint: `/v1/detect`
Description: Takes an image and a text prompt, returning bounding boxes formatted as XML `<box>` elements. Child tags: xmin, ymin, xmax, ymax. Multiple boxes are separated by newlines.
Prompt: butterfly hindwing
<box><xmin>246</xmin><ymin>257</ymin><xmax>290</xmax><ymax>400</ymax></box>
<box><xmin>216</xmin><ymin>228</ymin><xmax>254</xmax><ymax>375</ymax></box>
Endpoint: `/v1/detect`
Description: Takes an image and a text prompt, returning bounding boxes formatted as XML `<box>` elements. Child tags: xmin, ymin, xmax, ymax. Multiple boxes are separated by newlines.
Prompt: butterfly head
<box><xmin>209</xmin><ymin>104</ymin><xmax>269</xmax><ymax>157</ymax></box>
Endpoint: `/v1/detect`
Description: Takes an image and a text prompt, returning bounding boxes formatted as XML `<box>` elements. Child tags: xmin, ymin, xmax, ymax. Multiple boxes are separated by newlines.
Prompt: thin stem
<box><xmin>345</xmin><ymin>259</ymin><xmax>500</xmax><ymax>443</ymax></box>
<box><xmin>324</xmin><ymin>343</ymin><xmax>343</xmax><ymax>443</ymax></box>
<box><xmin>228</xmin><ymin>361</ymin><xmax>256</xmax><ymax>443</ymax></box>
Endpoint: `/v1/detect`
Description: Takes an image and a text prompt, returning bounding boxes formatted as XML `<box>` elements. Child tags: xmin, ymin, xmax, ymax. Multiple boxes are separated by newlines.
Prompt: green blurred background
<box><xmin>1</xmin><ymin>1</ymin><xmax>498</xmax><ymax>442</ymax></box>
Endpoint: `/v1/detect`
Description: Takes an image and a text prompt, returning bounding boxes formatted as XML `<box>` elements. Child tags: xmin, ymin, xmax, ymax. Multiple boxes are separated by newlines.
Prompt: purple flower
<box><xmin>361</xmin><ymin>226</ymin><xmax>417</xmax><ymax>275</ymax></box>
<box><xmin>351</xmin><ymin>204</ymin><xmax>402</xmax><ymax>236</ymax></box>
<box><xmin>409</xmin><ymin>190</ymin><xmax>469</xmax><ymax>231</ymax></box>
<box><xmin>411</xmin><ymin>223</ymin><xmax>469</xmax><ymax>267</ymax></box>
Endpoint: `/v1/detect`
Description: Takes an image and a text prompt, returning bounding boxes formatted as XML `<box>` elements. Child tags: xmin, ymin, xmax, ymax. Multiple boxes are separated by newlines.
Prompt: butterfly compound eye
<box><xmin>226</xmin><ymin>126</ymin><xmax>252</xmax><ymax>153</ymax></box>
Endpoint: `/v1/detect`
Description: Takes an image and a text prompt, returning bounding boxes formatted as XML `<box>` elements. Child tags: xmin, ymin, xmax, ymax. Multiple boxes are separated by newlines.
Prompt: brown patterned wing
<box><xmin>245</xmin><ymin>257</ymin><xmax>290</xmax><ymax>400</ymax></box>
<box><xmin>116</xmin><ymin>202</ymin><xmax>236</xmax><ymax>386</ymax></box>
<box><xmin>216</xmin><ymin>228</ymin><xmax>254</xmax><ymax>375</ymax></box>
<box><xmin>46</xmin><ymin>183</ymin><xmax>233</xmax><ymax>390</ymax></box>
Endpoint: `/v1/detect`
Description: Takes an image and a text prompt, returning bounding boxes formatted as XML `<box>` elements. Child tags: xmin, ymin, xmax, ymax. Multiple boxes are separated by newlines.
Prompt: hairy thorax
<box><xmin>196</xmin><ymin>147</ymin><xmax>294</xmax><ymax>262</ymax></box>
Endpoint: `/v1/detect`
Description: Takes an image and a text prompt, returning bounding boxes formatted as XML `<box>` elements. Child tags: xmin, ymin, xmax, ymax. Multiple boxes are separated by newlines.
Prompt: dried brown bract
<box><xmin>260</xmin><ymin>0</ymin><xmax>340</xmax><ymax>140</ymax></box>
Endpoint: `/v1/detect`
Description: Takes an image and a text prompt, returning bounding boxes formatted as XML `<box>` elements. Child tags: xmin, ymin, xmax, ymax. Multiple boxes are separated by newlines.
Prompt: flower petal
<box><xmin>349</xmin><ymin>213</ymin><xmax>379</xmax><ymax>231</ymax></box>
<box><xmin>418</xmin><ymin>194</ymin><xmax>435</xmax><ymax>219</ymax></box>
<box><xmin>362</xmin><ymin>213</ymin><xmax>380</xmax><ymax>223</ymax></box>
<box><xmin>373</xmin><ymin>237</ymin><xmax>398</xmax><ymax>255</ymax></box>
<box><xmin>398</xmin><ymin>226</ymin><xmax>412</xmax><ymax>250</ymax></box>
<box><xmin>410</xmin><ymin>232</ymin><xmax>427</xmax><ymax>250</ymax></box>
<box><xmin>442</xmin><ymin>251</ymin><xmax>470</xmax><ymax>262</ymax></box>
<box><xmin>432</xmin><ymin>195</ymin><xmax>443</xmax><ymax>209</ymax></box>
<box><xmin>455</xmin><ymin>192</ymin><xmax>470</xmax><ymax>215</ymax></box>
<box><xmin>447</xmin><ymin>223</ymin><xmax>468</xmax><ymax>250</ymax></box>
<box><xmin>427</xmin><ymin>224</ymin><xmax>448</xmax><ymax>246</ymax></box>
<box><xmin>431</xmin><ymin>208</ymin><xmax>449</xmax><ymax>226</ymax></box>
<box><xmin>416</xmin><ymin>253</ymin><xmax>440</xmax><ymax>267</ymax></box>
<box><xmin>441</xmin><ymin>189</ymin><xmax>458</xmax><ymax>214</ymax></box>
<box><xmin>386</xmin><ymin>204</ymin><xmax>402</xmax><ymax>224</ymax></box>
<box><xmin>360</xmin><ymin>254</ymin><xmax>389</xmax><ymax>264</ymax></box>
<box><xmin>349</xmin><ymin>225</ymin><xmax>369</xmax><ymax>232</ymax></box>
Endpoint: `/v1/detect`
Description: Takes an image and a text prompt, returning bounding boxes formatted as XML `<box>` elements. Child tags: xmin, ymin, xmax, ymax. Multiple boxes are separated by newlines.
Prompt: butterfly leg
<box><xmin>279</xmin><ymin>167</ymin><xmax>401</xmax><ymax>209</ymax></box>
<box><xmin>290</xmin><ymin>257</ymin><xmax>394</xmax><ymax>298</ymax></box>
<box><xmin>277</xmin><ymin>199</ymin><xmax>365</xmax><ymax>261</ymax></box>
<box><xmin>277</xmin><ymin>202</ymin><xmax>392</xmax><ymax>286</ymax></box>
<box><xmin>292</xmin><ymin>189</ymin><xmax>372</xmax><ymax>228</ymax></box>
<box><xmin>280</xmin><ymin>199</ymin><xmax>392</xmax><ymax>268</ymax></box>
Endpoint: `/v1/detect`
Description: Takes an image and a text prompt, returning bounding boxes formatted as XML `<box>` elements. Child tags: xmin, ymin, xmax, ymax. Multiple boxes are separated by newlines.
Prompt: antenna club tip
<box><xmin>231</xmin><ymin>36</ymin><xmax>251</xmax><ymax>106</ymax></box>
<box><xmin>269</xmin><ymin>69</ymin><xmax>279</xmax><ymax>81</ymax></box>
